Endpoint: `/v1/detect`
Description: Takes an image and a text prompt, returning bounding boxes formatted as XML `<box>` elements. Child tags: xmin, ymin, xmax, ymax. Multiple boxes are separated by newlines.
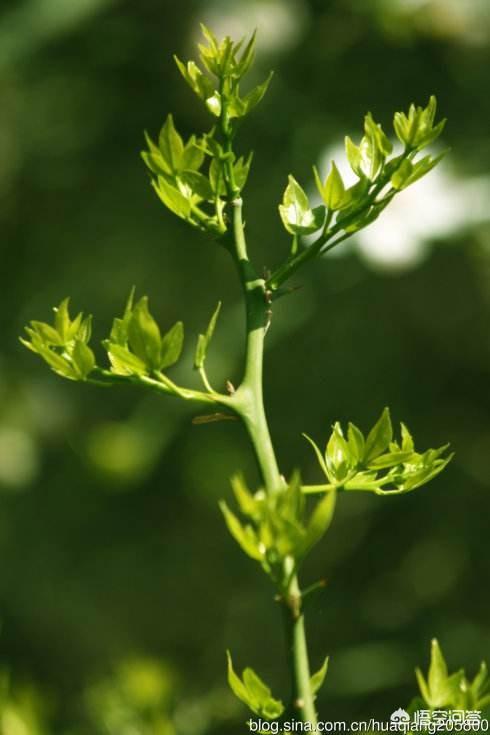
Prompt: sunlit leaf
<box><xmin>310</xmin><ymin>656</ymin><xmax>329</xmax><ymax>695</ymax></box>
<box><xmin>128</xmin><ymin>297</ymin><xmax>161</xmax><ymax>370</ymax></box>
<box><xmin>194</xmin><ymin>301</ymin><xmax>221</xmax><ymax>369</ymax></box>
<box><xmin>364</xmin><ymin>408</ymin><xmax>392</xmax><ymax>463</ymax></box>
<box><xmin>72</xmin><ymin>340</ymin><xmax>95</xmax><ymax>379</ymax></box>
<box><xmin>160</xmin><ymin>321</ymin><xmax>184</xmax><ymax>370</ymax></box>
<box><xmin>279</xmin><ymin>175</ymin><xmax>325</xmax><ymax>234</ymax></box>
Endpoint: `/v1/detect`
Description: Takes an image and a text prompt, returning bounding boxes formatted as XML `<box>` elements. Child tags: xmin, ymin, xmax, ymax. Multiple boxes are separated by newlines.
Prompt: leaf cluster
<box><xmin>174</xmin><ymin>25</ymin><xmax>272</xmax><ymax>129</ymax></box>
<box><xmin>21</xmin><ymin>292</ymin><xmax>227</xmax><ymax>408</ymax></box>
<box><xmin>103</xmin><ymin>290</ymin><xmax>184</xmax><ymax>377</ymax></box>
<box><xmin>142</xmin><ymin>26</ymin><xmax>272</xmax><ymax>233</ymax></box>
<box><xmin>20</xmin><ymin>298</ymin><xmax>95</xmax><ymax>380</ymax></box>
<box><xmin>227</xmin><ymin>652</ymin><xmax>284</xmax><ymax>722</ymax></box>
<box><xmin>227</xmin><ymin>651</ymin><xmax>329</xmax><ymax>724</ymax></box>
<box><xmin>272</xmin><ymin>97</ymin><xmax>446</xmax><ymax>290</ymax></box>
<box><xmin>142</xmin><ymin>114</ymin><xmax>252</xmax><ymax>233</ymax></box>
<box><xmin>412</xmin><ymin>639</ymin><xmax>490</xmax><ymax>714</ymax></box>
<box><xmin>220</xmin><ymin>474</ymin><xmax>336</xmax><ymax>590</ymax></box>
<box><xmin>305</xmin><ymin>408</ymin><xmax>452</xmax><ymax>496</ymax></box>
<box><xmin>279</xmin><ymin>97</ymin><xmax>445</xmax><ymax>239</ymax></box>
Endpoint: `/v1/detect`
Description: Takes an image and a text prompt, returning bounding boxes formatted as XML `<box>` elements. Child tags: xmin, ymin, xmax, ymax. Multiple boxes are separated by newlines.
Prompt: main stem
<box><xmin>230</xmin><ymin>197</ymin><xmax>318</xmax><ymax>726</ymax></box>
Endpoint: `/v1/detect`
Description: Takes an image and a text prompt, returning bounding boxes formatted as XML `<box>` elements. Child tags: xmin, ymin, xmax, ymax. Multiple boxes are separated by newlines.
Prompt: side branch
<box><xmin>89</xmin><ymin>367</ymin><xmax>231</xmax><ymax>408</ymax></box>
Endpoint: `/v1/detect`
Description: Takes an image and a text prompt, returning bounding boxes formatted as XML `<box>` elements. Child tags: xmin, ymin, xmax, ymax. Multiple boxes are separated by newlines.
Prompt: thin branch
<box><xmin>89</xmin><ymin>368</ymin><xmax>228</xmax><ymax>407</ymax></box>
<box><xmin>301</xmin><ymin>483</ymin><xmax>337</xmax><ymax>494</ymax></box>
<box><xmin>199</xmin><ymin>365</ymin><xmax>217</xmax><ymax>394</ymax></box>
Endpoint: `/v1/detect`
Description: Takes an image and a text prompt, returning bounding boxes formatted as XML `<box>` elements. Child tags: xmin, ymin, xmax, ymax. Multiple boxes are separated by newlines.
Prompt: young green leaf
<box><xmin>302</xmin><ymin>433</ymin><xmax>329</xmax><ymax>477</ymax></box>
<box><xmin>400</xmin><ymin>423</ymin><xmax>414</xmax><ymax>452</ymax></box>
<box><xmin>194</xmin><ymin>301</ymin><xmax>221</xmax><ymax>369</ymax></box>
<box><xmin>301</xmin><ymin>490</ymin><xmax>337</xmax><ymax>556</ymax></box>
<box><xmin>142</xmin><ymin>132</ymin><xmax>171</xmax><ymax>176</ymax></box>
<box><xmin>345</xmin><ymin>136</ymin><xmax>362</xmax><ymax>176</ymax></box>
<box><xmin>109</xmin><ymin>288</ymin><xmax>135</xmax><ymax>346</ymax></box>
<box><xmin>160</xmin><ymin>321</ymin><xmax>184</xmax><ymax>370</ymax></box>
<box><xmin>358</xmin><ymin>132</ymin><xmax>383</xmax><ymax>181</ymax></box>
<box><xmin>30</xmin><ymin>320</ymin><xmax>64</xmax><ymax>346</ymax></box>
<box><xmin>227</xmin><ymin>652</ymin><xmax>254</xmax><ymax>709</ymax></box>
<box><xmin>226</xmin><ymin>653</ymin><xmax>285</xmax><ymax>720</ymax></box>
<box><xmin>233</xmin><ymin>153</ymin><xmax>253</xmax><ymax>192</ymax></box>
<box><xmin>415</xmin><ymin>667</ymin><xmax>431</xmax><ymax>705</ymax></box>
<box><xmin>152</xmin><ymin>176</ymin><xmax>192</xmax><ymax>220</ymax></box>
<box><xmin>392</xmin><ymin>153</ymin><xmax>446</xmax><ymax>190</ymax></box>
<box><xmin>158</xmin><ymin>114</ymin><xmax>184</xmax><ymax>173</ymax></box>
<box><xmin>427</xmin><ymin>639</ymin><xmax>449</xmax><ymax>701</ymax></box>
<box><xmin>279</xmin><ymin>175</ymin><xmax>325</xmax><ymax>235</ymax></box>
<box><xmin>181</xmin><ymin>136</ymin><xmax>205</xmax><ymax>171</ymax></box>
<box><xmin>78</xmin><ymin>315</ymin><xmax>92</xmax><ymax>344</ymax></box>
<box><xmin>243</xmin><ymin>668</ymin><xmax>271</xmax><ymax>704</ymax></box>
<box><xmin>209</xmin><ymin>157</ymin><xmax>226</xmax><ymax>196</ymax></box>
<box><xmin>181</xmin><ymin>170</ymin><xmax>214</xmax><ymax>201</ymax></box>
<box><xmin>416</xmin><ymin>639</ymin><xmax>466</xmax><ymax>709</ymax></box>
<box><xmin>243</xmin><ymin>71</ymin><xmax>274</xmax><ymax>114</ymax></box>
<box><xmin>390</xmin><ymin>159</ymin><xmax>413</xmax><ymax>190</ymax></box>
<box><xmin>310</xmin><ymin>656</ymin><xmax>329</xmax><ymax>696</ymax></box>
<box><xmin>236</xmin><ymin>29</ymin><xmax>256</xmax><ymax>78</ymax></box>
<box><xmin>281</xmin><ymin>175</ymin><xmax>308</xmax><ymax>214</ymax></box>
<box><xmin>54</xmin><ymin>298</ymin><xmax>71</xmax><ymax>342</ymax></box>
<box><xmin>219</xmin><ymin>501</ymin><xmax>263</xmax><ymax>561</ymax></box>
<box><xmin>173</xmin><ymin>56</ymin><xmax>215</xmax><ymax>101</ymax></box>
<box><xmin>364</xmin><ymin>408</ymin><xmax>392</xmax><ymax>463</ymax></box>
<box><xmin>364</xmin><ymin>112</ymin><xmax>393</xmax><ymax>157</ymax></box>
<box><xmin>231</xmin><ymin>474</ymin><xmax>259</xmax><ymax>517</ymax></box>
<box><xmin>314</xmin><ymin>162</ymin><xmax>350</xmax><ymax>211</ymax></box>
<box><xmin>325</xmin><ymin>423</ymin><xmax>352</xmax><ymax>483</ymax></box>
<box><xmin>72</xmin><ymin>340</ymin><xmax>95</xmax><ymax>379</ymax></box>
<box><xmin>105</xmin><ymin>342</ymin><xmax>147</xmax><ymax>376</ymax></box>
<box><xmin>37</xmin><ymin>346</ymin><xmax>78</xmax><ymax>380</ymax></box>
<box><xmin>368</xmin><ymin>450</ymin><xmax>415</xmax><ymax>470</ymax></box>
<box><xmin>127</xmin><ymin>297</ymin><xmax>162</xmax><ymax>371</ymax></box>
<box><xmin>470</xmin><ymin>662</ymin><xmax>490</xmax><ymax>709</ymax></box>
<box><xmin>347</xmin><ymin>422</ymin><xmax>365</xmax><ymax>464</ymax></box>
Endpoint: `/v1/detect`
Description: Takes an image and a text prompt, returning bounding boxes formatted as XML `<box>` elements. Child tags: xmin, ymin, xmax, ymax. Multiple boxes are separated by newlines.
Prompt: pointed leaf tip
<box><xmin>311</xmin><ymin>656</ymin><xmax>329</xmax><ymax>695</ymax></box>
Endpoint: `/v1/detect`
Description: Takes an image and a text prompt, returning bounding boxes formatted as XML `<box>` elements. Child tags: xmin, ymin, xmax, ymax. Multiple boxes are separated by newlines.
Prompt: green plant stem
<box><xmin>302</xmin><ymin>483</ymin><xmax>337</xmax><ymax>494</ymax></box>
<box><xmin>229</xmin><ymin>195</ymin><xmax>318</xmax><ymax>726</ymax></box>
<box><xmin>230</xmin><ymin>197</ymin><xmax>281</xmax><ymax>491</ymax></box>
<box><xmin>285</xmin><ymin>572</ymin><xmax>319</xmax><ymax>724</ymax></box>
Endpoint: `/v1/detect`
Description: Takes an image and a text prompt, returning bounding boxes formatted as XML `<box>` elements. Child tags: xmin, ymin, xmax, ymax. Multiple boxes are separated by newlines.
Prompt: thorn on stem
<box><xmin>302</xmin><ymin>578</ymin><xmax>327</xmax><ymax>601</ymax></box>
<box><xmin>271</xmin><ymin>284</ymin><xmax>303</xmax><ymax>302</ymax></box>
<box><xmin>225</xmin><ymin>380</ymin><xmax>236</xmax><ymax>395</ymax></box>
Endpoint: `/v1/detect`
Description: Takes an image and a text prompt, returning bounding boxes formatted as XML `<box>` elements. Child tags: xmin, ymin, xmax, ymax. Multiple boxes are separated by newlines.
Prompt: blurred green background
<box><xmin>1</xmin><ymin>0</ymin><xmax>490</xmax><ymax>732</ymax></box>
